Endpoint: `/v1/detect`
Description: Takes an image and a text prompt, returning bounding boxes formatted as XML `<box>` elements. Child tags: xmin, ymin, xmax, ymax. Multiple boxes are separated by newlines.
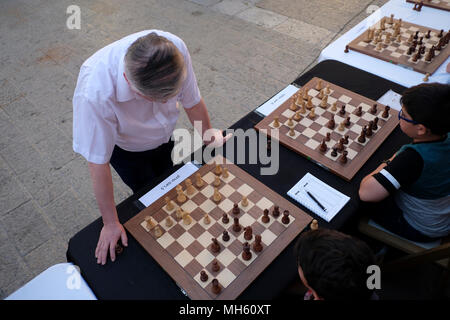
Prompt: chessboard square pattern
<box><xmin>196</xmin><ymin>248</ymin><xmax>215</xmax><ymax>267</ymax></box>
<box><xmin>216</xmin><ymin>248</ymin><xmax>235</xmax><ymax>267</ymax></box>
<box><xmin>216</xmin><ymin>268</ymin><xmax>236</xmax><ymax>288</ymax></box>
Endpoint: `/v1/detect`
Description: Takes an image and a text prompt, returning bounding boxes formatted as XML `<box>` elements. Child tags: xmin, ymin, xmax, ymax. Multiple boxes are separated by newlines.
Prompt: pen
<box><xmin>306</xmin><ymin>191</ymin><xmax>327</xmax><ymax>212</ymax></box>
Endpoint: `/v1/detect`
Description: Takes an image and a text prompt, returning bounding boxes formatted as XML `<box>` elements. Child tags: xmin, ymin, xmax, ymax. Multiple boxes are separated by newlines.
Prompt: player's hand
<box><xmin>204</xmin><ymin>128</ymin><xmax>233</xmax><ymax>148</ymax></box>
<box><xmin>95</xmin><ymin>221</ymin><xmax>128</xmax><ymax>265</ymax></box>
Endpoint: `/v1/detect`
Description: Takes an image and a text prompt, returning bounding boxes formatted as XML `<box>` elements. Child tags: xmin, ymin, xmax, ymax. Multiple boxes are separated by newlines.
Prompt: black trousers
<box><xmin>109</xmin><ymin>140</ymin><xmax>174</xmax><ymax>194</ymax></box>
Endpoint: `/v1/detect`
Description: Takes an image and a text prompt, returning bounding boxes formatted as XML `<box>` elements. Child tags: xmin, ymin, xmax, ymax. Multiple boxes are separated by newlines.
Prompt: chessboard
<box><xmin>124</xmin><ymin>155</ymin><xmax>312</xmax><ymax>300</ymax></box>
<box><xmin>345</xmin><ymin>15</ymin><xmax>449</xmax><ymax>75</ymax></box>
<box><xmin>406</xmin><ymin>0</ymin><xmax>450</xmax><ymax>11</ymax></box>
<box><xmin>254</xmin><ymin>77</ymin><xmax>399</xmax><ymax>181</ymax></box>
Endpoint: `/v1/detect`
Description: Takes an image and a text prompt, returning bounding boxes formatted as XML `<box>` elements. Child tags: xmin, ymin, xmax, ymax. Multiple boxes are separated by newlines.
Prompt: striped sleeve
<box><xmin>373</xmin><ymin>148</ymin><xmax>423</xmax><ymax>195</ymax></box>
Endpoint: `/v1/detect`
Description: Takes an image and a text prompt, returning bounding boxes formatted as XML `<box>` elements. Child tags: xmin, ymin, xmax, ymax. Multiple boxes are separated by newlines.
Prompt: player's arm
<box><xmin>88</xmin><ymin>162</ymin><xmax>128</xmax><ymax>265</ymax></box>
<box><xmin>359</xmin><ymin>148</ymin><xmax>423</xmax><ymax>202</ymax></box>
<box><xmin>184</xmin><ymin>98</ymin><xmax>232</xmax><ymax>147</ymax></box>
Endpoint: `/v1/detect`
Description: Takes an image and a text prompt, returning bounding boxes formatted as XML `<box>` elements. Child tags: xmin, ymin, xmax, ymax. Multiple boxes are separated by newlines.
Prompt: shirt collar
<box><xmin>116</xmin><ymin>56</ymin><xmax>146</xmax><ymax>102</ymax></box>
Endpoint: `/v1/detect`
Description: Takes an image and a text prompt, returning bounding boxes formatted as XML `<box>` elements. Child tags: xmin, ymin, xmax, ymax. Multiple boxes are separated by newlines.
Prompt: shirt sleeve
<box><xmin>372</xmin><ymin>147</ymin><xmax>424</xmax><ymax>195</ymax></box>
<box><xmin>73</xmin><ymin>94</ymin><xmax>117</xmax><ymax>164</ymax></box>
<box><xmin>177</xmin><ymin>41</ymin><xmax>202</xmax><ymax>109</ymax></box>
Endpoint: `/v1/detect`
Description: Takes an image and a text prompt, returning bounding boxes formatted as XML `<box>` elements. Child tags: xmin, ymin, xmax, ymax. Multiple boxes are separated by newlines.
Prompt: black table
<box><xmin>67</xmin><ymin>60</ymin><xmax>410</xmax><ymax>300</ymax></box>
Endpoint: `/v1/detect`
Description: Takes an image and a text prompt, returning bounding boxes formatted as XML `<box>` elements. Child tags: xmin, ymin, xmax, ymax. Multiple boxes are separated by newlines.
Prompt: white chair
<box><xmin>5</xmin><ymin>263</ymin><xmax>97</xmax><ymax>300</ymax></box>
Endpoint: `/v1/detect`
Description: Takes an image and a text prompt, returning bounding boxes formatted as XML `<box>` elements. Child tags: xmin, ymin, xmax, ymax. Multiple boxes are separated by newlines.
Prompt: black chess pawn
<box><xmin>222</xmin><ymin>213</ymin><xmax>229</xmax><ymax>224</ymax></box>
<box><xmin>272</xmin><ymin>205</ymin><xmax>280</xmax><ymax>217</ymax></box>
<box><xmin>419</xmin><ymin>45</ymin><xmax>425</xmax><ymax>54</ymax></box>
<box><xmin>418</xmin><ymin>37</ymin><xmax>423</xmax><ymax>46</ymax></box>
<box><xmin>366</xmin><ymin>124</ymin><xmax>373</xmax><ymax>137</ymax></box>
<box><xmin>222</xmin><ymin>230</ymin><xmax>230</xmax><ymax>242</ymax></box>
<box><xmin>331</xmin><ymin>147</ymin><xmax>338</xmax><ymax>157</ymax></box>
<box><xmin>358</xmin><ymin>128</ymin><xmax>366</xmax><ymax>143</ymax></box>
<box><xmin>339</xmin><ymin>104</ymin><xmax>346</xmax><ymax>116</ymax></box>
<box><xmin>212</xmin><ymin>259</ymin><xmax>220</xmax><ymax>272</ymax></box>
<box><xmin>336</xmin><ymin>139</ymin><xmax>344</xmax><ymax>152</ymax></box>
<box><xmin>212</xmin><ymin>279</ymin><xmax>221</xmax><ymax>294</ymax></box>
<box><xmin>339</xmin><ymin>150</ymin><xmax>348</xmax><ymax>164</ymax></box>
<box><xmin>407</xmin><ymin>46</ymin><xmax>415</xmax><ymax>55</ymax></box>
<box><xmin>438</xmin><ymin>29</ymin><xmax>444</xmax><ymax>38</ymax></box>
<box><xmin>253</xmin><ymin>234</ymin><xmax>263</xmax><ymax>252</ymax></box>
<box><xmin>344</xmin><ymin>116</ymin><xmax>351</xmax><ymax>127</ymax></box>
<box><xmin>414</xmin><ymin>30</ymin><xmax>419</xmax><ymax>40</ymax></box>
<box><xmin>327</xmin><ymin>114</ymin><xmax>335</xmax><ymax>129</ymax></box>
<box><xmin>425</xmin><ymin>30</ymin><xmax>431</xmax><ymax>39</ymax></box>
<box><xmin>281</xmin><ymin>210</ymin><xmax>290</xmax><ymax>224</ymax></box>
<box><xmin>242</xmin><ymin>242</ymin><xmax>252</xmax><ymax>261</ymax></box>
<box><xmin>319</xmin><ymin>139</ymin><xmax>327</xmax><ymax>153</ymax></box>
<box><xmin>244</xmin><ymin>226</ymin><xmax>253</xmax><ymax>241</ymax></box>
<box><xmin>355</xmin><ymin>106</ymin><xmax>362</xmax><ymax>116</ymax></box>
<box><xmin>382</xmin><ymin>105</ymin><xmax>390</xmax><ymax>118</ymax></box>
<box><xmin>262</xmin><ymin>209</ymin><xmax>270</xmax><ymax>223</ymax></box>
<box><xmin>211</xmin><ymin>238</ymin><xmax>221</xmax><ymax>253</ymax></box>
<box><xmin>200</xmin><ymin>270</ymin><xmax>208</xmax><ymax>282</ymax></box>
<box><xmin>232</xmin><ymin>217</ymin><xmax>241</xmax><ymax>232</ymax></box>
<box><xmin>232</xmin><ymin>203</ymin><xmax>240</xmax><ymax>215</ymax></box>
<box><xmin>372</xmin><ymin>117</ymin><xmax>379</xmax><ymax>130</ymax></box>
<box><xmin>370</xmin><ymin>104</ymin><xmax>377</xmax><ymax>115</ymax></box>
<box><xmin>344</xmin><ymin>135</ymin><xmax>349</xmax><ymax>145</ymax></box>
<box><xmin>325</xmin><ymin>132</ymin><xmax>331</xmax><ymax>142</ymax></box>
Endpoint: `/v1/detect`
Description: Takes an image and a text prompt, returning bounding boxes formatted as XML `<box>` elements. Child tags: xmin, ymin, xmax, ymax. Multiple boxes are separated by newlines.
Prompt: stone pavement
<box><xmin>0</xmin><ymin>0</ymin><xmax>387</xmax><ymax>298</ymax></box>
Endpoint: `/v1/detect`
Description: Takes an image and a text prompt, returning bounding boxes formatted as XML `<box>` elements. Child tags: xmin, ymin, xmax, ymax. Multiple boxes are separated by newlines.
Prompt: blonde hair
<box><xmin>124</xmin><ymin>33</ymin><xmax>186</xmax><ymax>100</ymax></box>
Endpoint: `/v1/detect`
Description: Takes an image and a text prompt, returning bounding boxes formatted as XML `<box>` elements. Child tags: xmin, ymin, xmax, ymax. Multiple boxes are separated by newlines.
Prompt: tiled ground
<box><xmin>0</xmin><ymin>0</ymin><xmax>389</xmax><ymax>298</ymax></box>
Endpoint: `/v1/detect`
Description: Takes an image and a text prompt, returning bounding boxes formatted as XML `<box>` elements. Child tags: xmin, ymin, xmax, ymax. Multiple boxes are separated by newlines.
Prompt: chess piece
<box><xmin>384</xmin><ymin>32</ymin><xmax>391</xmax><ymax>44</ymax></box>
<box><xmin>165</xmin><ymin>216</ymin><xmax>173</xmax><ymax>228</ymax></box>
<box><xmin>213</xmin><ymin>175</ymin><xmax>221</xmax><ymax>187</ymax></box>
<box><xmin>222</xmin><ymin>213</ymin><xmax>230</xmax><ymax>224</ymax></box>
<box><xmin>211</xmin><ymin>279</ymin><xmax>221</xmax><ymax>294</ymax></box>
<box><xmin>154</xmin><ymin>226</ymin><xmax>163</xmax><ymax>238</ymax></box>
<box><xmin>388</xmin><ymin>14</ymin><xmax>394</xmax><ymax>24</ymax></box>
<box><xmin>307</xmin><ymin>96</ymin><xmax>313</xmax><ymax>109</ymax></box>
<box><xmin>294</xmin><ymin>111</ymin><xmax>302</xmax><ymax>121</ymax></box>
<box><xmin>232</xmin><ymin>203</ymin><xmax>240</xmax><ymax>215</ymax></box>
<box><xmin>325</xmin><ymin>85</ymin><xmax>331</xmax><ymax>95</ymax></box>
<box><xmin>287</xmin><ymin>117</ymin><xmax>294</xmax><ymax>127</ymax></box>
<box><xmin>242</xmin><ymin>242</ymin><xmax>252</xmax><ymax>261</ymax></box>
<box><xmin>356</xmin><ymin>106</ymin><xmax>362</xmax><ymax>116</ymax></box>
<box><xmin>176</xmin><ymin>184</ymin><xmax>187</xmax><ymax>203</ymax></box>
<box><xmin>344</xmin><ymin>135</ymin><xmax>349</xmax><ymax>145</ymax></box>
<box><xmin>203</xmin><ymin>213</ymin><xmax>211</xmax><ymax>225</ymax></box>
<box><xmin>281</xmin><ymin>210</ymin><xmax>290</xmax><ymax>224</ymax></box>
<box><xmin>176</xmin><ymin>208</ymin><xmax>184</xmax><ymax>221</ymax></box>
<box><xmin>376</xmin><ymin>42</ymin><xmax>383</xmax><ymax>51</ymax></box>
<box><xmin>358</xmin><ymin>128</ymin><xmax>366</xmax><ymax>143</ymax></box>
<box><xmin>289</xmin><ymin>99</ymin><xmax>297</xmax><ymax>111</ymax></box>
<box><xmin>370</xmin><ymin>104</ymin><xmax>377</xmax><ymax>115</ymax></box>
<box><xmin>195</xmin><ymin>172</ymin><xmax>204</xmax><ymax>188</ymax></box>
<box><xmin>372</xmin><ymin>117</ymin><xmax>379</xmax><ymax>131</ymax></box>
<box><xmin>412</xmin><ymin>51</ymin><xmax>420</xmax><ymax>62</ymax></box>
<box><xmin>344</xmin><ymin>45</ymin><xmax>349</xmax><ymax>53</ymax></box>
<box><xmin>331</xmin><ymin>101</ymin><xmax>337</xmax><ymax>112</ymax></box>
<box><xmin>308</xmin><ymin>107</ymin><xmax>316</xmax><ymax>119</ymax></box>
<box><xmin>364</xmin><ymin>29</ymin><xmax>372</xmax><ymax>43</ymax></box>
<box><xmin>331</xmin><ymin>147</ymin><xmax>338</xmax><ymax>157</ymax></box>
<box><xmin>200</xmin><ymin>270</ymin><xmax>208</xmax><ymax>282</ymax></box>
<box><xmin>339</xmin><ymin>150</ymin><xmax>348</xmax><ymax>164</ymax></box>
<box><xmin>438</xmin><ymin>29</ymin><xmax>444</xmax><ymax>38</ymax></box>
<box><xmin>316</xmin><ymin>79</ymin><xmax>323</xmax><ymax>91</ymax></box>
<box><xmin>211</xmin><ymin>238</ymin><xmax>221</xmax><ymax>253</ymax></box>
<box><xmin>423</xmin><ymin>73</ymin><xmax>430</xmax><ymax>82</ymax></box>
<box><xmin>233</xmin><ymin>217</ymin><xmax>241</xmax><ymax>232</ymax></box>
<box><xmin>339</xmin><ymin>104</ymin><xmax>346</xmax><ymax>116</ymax></box>
<box><xmin>295</xmin><ymin>92</ymin><xmax>303</xmax><ymax>105</ymax></box>
<box><xmin>325</xmin><ymin>132</ymin><xmax>331</xmax><ymax>142</ymax></box>
<box><xmin>222</xmin><ymin>167</ymin><xmax>229</xmax><ymax>179</ymax></box>
<box><xmin>317</xmin><ymin>88</ymin><xmax>324</xmax><ymax>100</ymax></box>
<box><xmin>212</xmin><ymin>259</ymin><xmax>220</xmax><ymax>272</ymax></box>
<box><xmin>244</xmin><ymin>226</ymin><xmax>253</xmax><ymax>241</ymax></box>
<box><xmin>319</xmin><ymin>139</ymin><xmax>327</xmax><ymax>153</ymax></box>
<box><xmin>289</xmin><ymin>127</ymin><xmax>295</xmax><ymax>137</ymax></box>
<box><xmin>262</xmin><ymin>209</ymin><xmax>270</xmax><ymax>223</ymax></box>
<box><xmin>222</xmin><ymin>230</ymin><xmax>230</xmax><ymax>242</ymax></box>
<box><xmin>165</xmin><ymin>196</ymin><xmax>174</xmax><ymax>211</ymax></box>
<box><xmin>344</xmin><ymin>116</ymin><xmax>351</xmax><ymax>127</ymax></box>
<box><xmin>214</xmin><ymin>163</ymin><xmax>223</xmax><ymax>175</ymax></box>
<box><xmin>185</xmin><ymin>178</ymin><xmax>196</xmax><ymax>195</ymax></box>
<box><xmin>380</xmin><ymin>17</ymin><xmax>386</xmax><ymax>31</ymax></box>
<box><xmin>425</xmin><ymin>30</ymin><xmax>431</xmax><ymax>39</ymax></box>
<box><xmin>272</xmin><ymin>205</ymin><xmax>280</xmax><ymax>217</ymax></box>
<box><xmin>382</xmin><ymin>105</ymin><xmax>390</xmax><ymax>118</ymax></box>
<box><xmin>310</xmin><ymin>219</ymin><xmax>319</xmax><ymax>230</ymax></box>
<box><xmin>253</xmin><ymin>234</ymin><xmax>263</xmax><ymax>252</ymax></box>
<box><xmin>145</xmin><ymin>216</ymin><xmax>156</xmax><ymax>230</ymax></box>
<box><xmin>327</xmin><ymin>114</ymin><xmax>335</xmax><ymax>129</ymax></box>
<box><xmin>338</xmin><ymin>121</ymin><xmax>345</xmax><ymax>132</ymax></box>
<box><xmin>425</xmin><ymin>49</ymin><xmax>432</xmax><ymax>62</ymax></box>
<box><xmin>182</xmin><ymin>212</ymin><xmax>193</xmax><ymax>225</ymax></box>
<box><xmin>299</xmin><ymin>101</ymin><xmax>307</xmax><ymax>114</ymax></box>
<box><xmin>273</xmin><ymin>116</ymin><xmax>280</xmax><ymax>128</ymax></box>
<box><xmin>336</xmin><ymin>139</ymin><xmax>344</xmax><ymax>152</ymax></box>
<box><xmin>241</xmin><ymin>196</ymin><xmax>248</xmax><ymax>207</ymax></box>
<box><xmin>414</xmin><ymin>30</ymin><xmax>419</xmax><ymax>40</ymax></box>
<box><xmin>407</xmin><ymin>33</ymin><xmax>414</xmax><ymax>45</ymax></box>
<box><xmin>213</xmin><ymin>187</ymin><xmax>222</xmax><ymax>203</ymax></box>
<box><xmin>366</xmin><ymin>123</ymin><xmax>373</xmax><ymax>137</ymax></box>
<box><xmin>320</xmin><ymin>94</ymin><xmax>328</xmax><ymax>108</ymax></box>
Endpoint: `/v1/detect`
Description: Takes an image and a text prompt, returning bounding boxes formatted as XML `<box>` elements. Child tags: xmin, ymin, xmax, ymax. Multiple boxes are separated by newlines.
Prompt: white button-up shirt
<box><xmin>73</xmin><ymin>30</ymin><xmax>201</xmax><ymax>164</ymax></box>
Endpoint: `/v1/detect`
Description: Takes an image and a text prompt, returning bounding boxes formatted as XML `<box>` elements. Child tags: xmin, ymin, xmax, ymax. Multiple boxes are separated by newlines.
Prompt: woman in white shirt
<box><xmin>73</xmin><ymin>30</ymin><xmax>231</xmax><ymax>265</ymax></box>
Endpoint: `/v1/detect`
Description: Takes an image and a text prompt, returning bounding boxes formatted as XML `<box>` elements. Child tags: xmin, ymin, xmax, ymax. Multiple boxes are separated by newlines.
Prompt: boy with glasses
<box><xmin>358</xmin><ymin>83</ymin><xmax>450</xmax><ymax>242</ymax></box>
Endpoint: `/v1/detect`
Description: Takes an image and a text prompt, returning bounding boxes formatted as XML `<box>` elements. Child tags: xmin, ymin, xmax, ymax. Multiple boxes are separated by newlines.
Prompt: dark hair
<box><xmin>294</xmin><ymin>229</ymin><xmax>376</xmax><ymax>300</ymax></box>
<box><xmin>400</xmin><ymin>83</ymin><xmax>450</xmax><ymax>135</ymax></box>
<box><xmin>124</xmin><ymin>33</ymin><xmax>186</xmax><ymax>100</ymax></box>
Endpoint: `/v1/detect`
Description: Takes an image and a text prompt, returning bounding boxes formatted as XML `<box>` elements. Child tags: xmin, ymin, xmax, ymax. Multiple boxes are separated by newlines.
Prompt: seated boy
<box><xmin>359</xmin><ymin>83</ymin><xmax>450</xmax><ymax>242</ymax></box>
<box><xmin>294</xmin><ymin>228</ymin><xmax>377</xmax><ymax>300</ymax></box>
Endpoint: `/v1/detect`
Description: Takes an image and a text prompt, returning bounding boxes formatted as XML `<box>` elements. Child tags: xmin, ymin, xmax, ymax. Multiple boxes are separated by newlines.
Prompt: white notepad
<box><xmin>287</xmin><ymin>173</ymin><xmax>350</xmax><ymax>222</ymax></box>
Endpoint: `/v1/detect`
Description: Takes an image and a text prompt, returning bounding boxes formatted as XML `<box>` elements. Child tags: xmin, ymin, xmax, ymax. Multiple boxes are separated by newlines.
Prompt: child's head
<box><xmin>294</xmin><ymin>229</ymin><xmax>376</xmax><ymax>300</ymax></box>
<box><xmin>399</xmin><ymin>83</ymin><xmax>450</xmax><ymax>138</ymax></box>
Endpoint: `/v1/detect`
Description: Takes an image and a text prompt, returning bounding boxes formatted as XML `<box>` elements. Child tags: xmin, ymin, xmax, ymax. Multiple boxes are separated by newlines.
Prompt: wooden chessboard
<box><xmin>406</xmin><ymin>0</ymin><xmax>450</xmax><ymax>11</ymax></box>
<box><xmin>124</xmin><ymin>155</ymin><xmax>312</xmax><ymax>300</ymax></box>
<box><xmin>254</xmin><ymin>77</ymin><xmax>399</xmax><ymax>181</ymax></box>
<box><xmin>346</xmin><ymin>16</ymin><xmax>449</xmax><ymax>75</ymax></box>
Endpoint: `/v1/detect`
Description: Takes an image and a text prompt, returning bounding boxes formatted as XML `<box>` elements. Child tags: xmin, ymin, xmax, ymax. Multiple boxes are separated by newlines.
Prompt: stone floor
<box><xmin>0</xmin><ymin>0</ymin><xmax>401</xmax><ymax>299</ymax></box>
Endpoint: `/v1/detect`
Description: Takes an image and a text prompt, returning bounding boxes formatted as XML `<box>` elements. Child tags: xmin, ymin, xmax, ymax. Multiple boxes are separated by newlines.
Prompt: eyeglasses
<box><xmin>398</xmin><ymin>109</ymin><xmax>420</xmax><ymax>124</ymax></box>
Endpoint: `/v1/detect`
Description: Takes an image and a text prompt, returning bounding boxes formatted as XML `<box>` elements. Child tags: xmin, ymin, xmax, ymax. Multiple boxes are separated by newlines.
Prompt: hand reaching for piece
<box><xmin>95</xmin><ymin>221</ymin><xmax>128</xmax><ymax>265</ymax></box>
<box><xmin>203</xmin><ymin>128</ymin><xmax>233</xmax><ymax>148</ymax></box>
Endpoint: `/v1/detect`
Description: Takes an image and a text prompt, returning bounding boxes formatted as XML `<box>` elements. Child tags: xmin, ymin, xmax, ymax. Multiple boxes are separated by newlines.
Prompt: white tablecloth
<box><xmin>319</xmin><ymin>0</ymin><xmax>450</xmax><ymax>87</ymax></box>
<box><xmin>5</xmin><ymin>263</ymin><xmax>97</xmax><ymax>300</ymax></box>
